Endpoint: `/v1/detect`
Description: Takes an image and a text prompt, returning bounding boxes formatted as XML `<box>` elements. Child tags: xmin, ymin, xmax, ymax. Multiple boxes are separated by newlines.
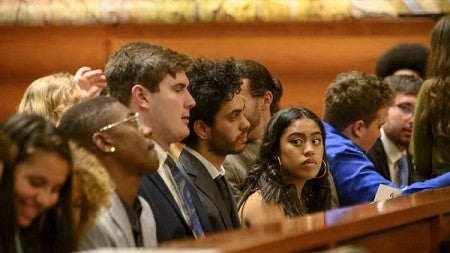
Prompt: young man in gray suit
<box><xmin>179</xmin><ymin>58</ymin><xmax>249</xmax><ymax>231</ymax></box>
<box><xmin>59</xmin><ymin>96</ymin><xmax>159</xmax><ymax>249</ymax></box>
<box><xmin>221</xmin><ymin>59</ymin><xmax>282</xmax><ymax>199</ymax></box>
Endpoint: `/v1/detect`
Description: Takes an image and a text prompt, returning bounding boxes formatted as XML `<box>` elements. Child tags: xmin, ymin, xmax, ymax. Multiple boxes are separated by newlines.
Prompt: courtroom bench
<box><xmin>161</xmin><ymin>186</ymin><xmax>450</xmax><ymax>253</ymax></box>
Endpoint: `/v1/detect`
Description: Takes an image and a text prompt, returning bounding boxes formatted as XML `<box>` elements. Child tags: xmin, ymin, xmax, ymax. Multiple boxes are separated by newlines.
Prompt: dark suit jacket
<box><xmin>179</xmin><ymin>149</ymin><xmax>241</xmax><ymax>232</ymax></box>
<box><xmin>138</xmin><ymin>170</ymin><xmax>213</xmax><ymax>243</ymax></box>
<box><xmin>367</xmin><ymin>138</ymin><xmax>415</xmax><ymax>184</ymax></box>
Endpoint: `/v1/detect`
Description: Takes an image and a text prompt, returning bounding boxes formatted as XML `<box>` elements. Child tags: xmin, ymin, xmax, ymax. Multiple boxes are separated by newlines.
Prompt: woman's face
<box><xmin>14</xmin><ymin>149</ymin><xmax>70</xmax><ymax>227</ymax></box>
<box><xmin>279</xmin><ymin>118</ymin><xmax>324</xmax><ymax>182</ymax></box>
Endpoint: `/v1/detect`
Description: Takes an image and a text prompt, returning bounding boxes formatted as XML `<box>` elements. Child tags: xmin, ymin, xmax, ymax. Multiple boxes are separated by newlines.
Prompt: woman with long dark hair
<box><xmin>238</xmin><ymin>107</ymin><xmax>335</xmax><ymax>227</ymax></box>
<box><xmin>0</xmin><ymin>130</ymin><xmax>18</xmax><ymax>253</ymax></box>
<box><xmin>2</xmin><ymin>114</ymin><xmax>76</xmax><ymax>253</ymax></box>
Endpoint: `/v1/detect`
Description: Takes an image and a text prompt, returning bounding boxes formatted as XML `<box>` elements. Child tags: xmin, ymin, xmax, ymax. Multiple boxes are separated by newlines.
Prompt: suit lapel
<box><xmin>147</xmin><ymin>173</ymin><xmax>186</xmax><ymax>219</ymax></box>
<box><xmin>180</xmin><ymin>150</ymin><xmax>232</xmax><ymax>226</ymax></box>
<box><xmin>108</xmin><ymin>192</ymin><xmax>134</xmax><ymax>246</ymax></box>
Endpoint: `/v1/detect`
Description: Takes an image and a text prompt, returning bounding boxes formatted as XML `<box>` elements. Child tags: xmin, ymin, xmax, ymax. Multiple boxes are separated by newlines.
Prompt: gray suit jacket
<box><xmin>222</xmin><ymin>139</ymin><xmax>261</xmax><ymax>199</ymax></box>
<box><xmin>80</xmin><ymin>192</ymin><xmax>157</xmax><ymax>250</ymax></box>
<box><xmin>179</xmin><ymin>149</ymin><xmax>240</xmax><ymax>232</ymax></box>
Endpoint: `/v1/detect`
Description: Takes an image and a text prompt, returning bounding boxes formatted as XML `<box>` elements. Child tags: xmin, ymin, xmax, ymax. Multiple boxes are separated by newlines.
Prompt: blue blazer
<box><xmin>138</xmin><ymin>171</ymin><xmax>213</xmax><ymax>243</ymax></box>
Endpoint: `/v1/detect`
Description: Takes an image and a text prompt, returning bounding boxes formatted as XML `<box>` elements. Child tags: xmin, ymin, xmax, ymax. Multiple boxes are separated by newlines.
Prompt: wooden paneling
<box><xmin>0</xmin><ymin>18</ymin><xmax>436</xmax><ymax>121</ymax></box>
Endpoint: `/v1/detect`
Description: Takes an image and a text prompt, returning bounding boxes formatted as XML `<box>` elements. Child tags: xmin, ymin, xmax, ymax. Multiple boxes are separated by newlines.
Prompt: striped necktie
<box><xmin>165</xmin><ymin>156</ymin><xmax>205</xmax><ymax>238</ymax></box>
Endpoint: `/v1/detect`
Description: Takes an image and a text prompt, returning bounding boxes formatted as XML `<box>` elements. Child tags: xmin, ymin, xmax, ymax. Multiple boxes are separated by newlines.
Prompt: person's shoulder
<box><xmin>240</xmin><ymin>191</ymin><xmax>285</xmax><ymax>228</ymax></box>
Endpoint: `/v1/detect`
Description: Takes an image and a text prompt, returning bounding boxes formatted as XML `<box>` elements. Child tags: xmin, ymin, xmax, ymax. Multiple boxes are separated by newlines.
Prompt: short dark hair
<box><xmin>182</xmin><ymin>58</ymin><xmax>241</xmax><ymax>148</ymax></box>
<box><xmin>105</xmin><ymin>41</ymin><xmax>192</xmax><ymax>106</ymax></box>
<box><xmin>383</xmin><ymin>75</ymin><xmax>423</xmax><ymax>96</ymax></box>
<box><xmin>376</xmin><ymin>43</ymin><xmax>429</xmax><ymax>78</ymax></box>
<box><xmin>323</xmin><ymin>71</ymin><xmax>394</xmax><ymax>131</ymax></box>
<box><xmin>58</xmin><ymin>96</ymin><xmax>119</xmax><ymax>152</ymax></box>
<box><xmin>235</xmin><ymin>59</ymin><xmax>283</xmax><ymax>114</ymax></box>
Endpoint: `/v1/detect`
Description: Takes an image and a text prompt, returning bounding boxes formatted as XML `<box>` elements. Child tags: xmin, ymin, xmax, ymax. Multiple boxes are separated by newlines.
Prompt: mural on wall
<box><xmin>0</xmin><ymin>0</ymin><xmax>448</xmax><ymax>25</ymax></box>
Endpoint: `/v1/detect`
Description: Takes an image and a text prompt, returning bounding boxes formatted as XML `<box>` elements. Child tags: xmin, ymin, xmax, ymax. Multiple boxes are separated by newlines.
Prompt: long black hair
<box><xmin>239</xmin><ymin>107</ymin><xmax>332</xmax><ymax>216</ymax></box>
<box><xmin>3</xmin><ymin>114</ymin><xmax>76</xmax><ymax>253</ymax></box>
<box><xmin>0</xmin><ymin>130</ymin><xmax>18</xmax><ymax>253</ymax></box>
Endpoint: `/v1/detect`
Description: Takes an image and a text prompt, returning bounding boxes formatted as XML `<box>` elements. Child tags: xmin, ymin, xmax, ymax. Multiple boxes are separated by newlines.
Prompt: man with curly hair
<box><xmin>179</xmin><ymin>58</ymin><xmax>249</xmax><ymax>231</ymax></box>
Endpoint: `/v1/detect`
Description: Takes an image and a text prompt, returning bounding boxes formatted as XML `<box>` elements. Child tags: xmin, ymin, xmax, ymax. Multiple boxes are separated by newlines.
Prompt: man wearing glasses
<box><xmin>367</xmin><ymin>75</ymin><xmax>423</xmax><ymax>187</ymax></box>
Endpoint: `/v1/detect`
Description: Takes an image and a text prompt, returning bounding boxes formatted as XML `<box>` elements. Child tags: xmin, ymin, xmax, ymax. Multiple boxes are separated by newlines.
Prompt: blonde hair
<box><xmin>17</xmin><ymin>72</ymin><xmax>82</xmax><ymax>125</ymax></box>
<box><xmin>70</xmin><ymin>142</ymin><xmax>113</xmax><ymax>241</ymax></box>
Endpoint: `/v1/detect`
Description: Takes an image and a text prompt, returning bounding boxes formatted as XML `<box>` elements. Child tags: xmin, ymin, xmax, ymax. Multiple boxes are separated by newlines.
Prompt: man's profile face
<box><xmin>240</xmin><ymin>78</ymin><xmax>262</xmax><ymax>140</ymax></box>
<box><xmin>145</xmin><ymin>71</ymin><xmax>196</xmax><ymax>150</ymax></box>
<box><xmin>360</xmin><ymin>107</ymin><xmax>388</xmax><ymax>152</ymax></box>
<box><xmin>207</xmin><ymin>94</ymin><xmax>250</xmax><ymax>156</ymax></box>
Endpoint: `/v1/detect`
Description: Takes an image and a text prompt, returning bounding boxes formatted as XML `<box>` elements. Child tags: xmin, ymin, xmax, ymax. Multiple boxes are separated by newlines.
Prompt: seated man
<box><xmin>222</xmin><ymin>59</ymin><xmax>282</xmax><ymax>200</ymax></box>
<box><xmin>180</xmin><ymin>58</ymin><xmax>248</xmax><ymax>231</ymax></box>
<box><xmin>105</xmin><ymin>41</ymin><xmax>213</xmax><ymax>242</ymax></box>
<box><xmin>367</xmin><ymin>75</ymin><xmax>423</xmax><ymax>186</ymax></box>
<box><xmin>323</xmin><ymin>71</ymin><xmax>450</xmax><ymax>206</ymax></box>
<box><xmin>59</xmin><ymin>96</ymin><xmax>159</xmax><ymax>249</ymax></box>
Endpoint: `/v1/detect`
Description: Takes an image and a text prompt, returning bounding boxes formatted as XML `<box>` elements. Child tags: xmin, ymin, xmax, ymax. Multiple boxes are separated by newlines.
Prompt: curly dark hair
<box><xmin>182</xmin><ymin>58</ymin><xmax>241</xmax><ymax>148</ymax></box>
<box><xmin>376</xmin><ymin>43</ymin><xmax>429</xmax><ymax>78</ymax></box>
<box><xmin>238</xmin><ymin>107</ymin><xmax>332</xmax><ymax>216</ymax></box>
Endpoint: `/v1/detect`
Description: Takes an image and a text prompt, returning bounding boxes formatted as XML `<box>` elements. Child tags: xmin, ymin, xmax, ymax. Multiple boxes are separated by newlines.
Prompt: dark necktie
<box><xmin>165</xmin><ymin>156</ymin><xmax>205</xmax><ymax>238</ymax></box>
<box><xmin>395</xmin><ymin>155</ymin><xmax>409</xmax><ymax>188</ymax></box>
<box><xmin>215</xmin><ymin>175</ymin><xmax>232</xmax><ymax>213</ymax></box>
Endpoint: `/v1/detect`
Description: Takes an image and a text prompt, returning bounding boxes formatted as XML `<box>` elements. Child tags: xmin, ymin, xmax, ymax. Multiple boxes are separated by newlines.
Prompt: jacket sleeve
<box><xmin>412</xmin><ymin>80</ymin><xmax>433</xmax><ymax>178</ymax></box>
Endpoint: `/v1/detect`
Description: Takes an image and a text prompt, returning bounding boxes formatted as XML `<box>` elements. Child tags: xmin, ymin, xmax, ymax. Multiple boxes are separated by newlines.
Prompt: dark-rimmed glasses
<box><xmin>98</xmin><ymin>112</ymin><xmax>139</xmax><ymax>132</ymax></box>
<box><xmin>394</xmin><ymin>103</ymin><xmax>414</xmax><ymax>117</ymax></box>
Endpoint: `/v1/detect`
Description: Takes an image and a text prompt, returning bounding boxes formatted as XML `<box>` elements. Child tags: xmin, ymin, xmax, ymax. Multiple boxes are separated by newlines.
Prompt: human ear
<box><xmin>352</xmin><ymin>120</ymin><xmax>366</xmax><ymax>139</ymax></box>
<box><xmin>262</xmin><ymin>91</ymin><xmax>273</xmax><ymax>110</ymax></box>
<box><xmin>131</xmin><ymin>85</ymin><xmax>150</xmax><ymax>109</ymax></box>
<box><xmin>193</xmin><ymin>120</ymin><xmax>209</xmax><ymax>140</ymax></box>
<box><xmin>92</xmin><ymin>132</ymin><xmax>114</xmax><ymax>153</ymax></box>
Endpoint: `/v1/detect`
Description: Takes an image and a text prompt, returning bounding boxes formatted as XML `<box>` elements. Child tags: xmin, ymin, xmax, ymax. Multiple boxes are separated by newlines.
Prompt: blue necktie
<box><xmin>395</xmin><ymin>155</ymin><xmax>409</xmax><ymax>188</ymax></box>
<box><xmin>165</xmin><ymin>156</ymin><xmax>205</xmax><ymax>238</ymax></box>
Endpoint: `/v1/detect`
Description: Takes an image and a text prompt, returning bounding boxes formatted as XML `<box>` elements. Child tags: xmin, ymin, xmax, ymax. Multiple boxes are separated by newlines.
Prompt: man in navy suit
<box><xmin>105</xmin><ymin>42</ymin><xmax>213</xmax><ymax>243</ymax></box>
<box><xmin>179</xmin><ymin>58</ymin><xmax>248</xmax><ymax>231</ymax></box>
<box><xmin>366</xmin><ymin>75</ymin><xmax>423</xmax><ymax>185</ymax></box>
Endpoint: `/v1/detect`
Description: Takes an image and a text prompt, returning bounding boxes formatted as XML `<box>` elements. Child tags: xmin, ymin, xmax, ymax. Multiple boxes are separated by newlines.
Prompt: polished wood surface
<box><xmin>161</xmin><ymin>186</ymin><xmax>450</xmax><ymax>253</ymax></box>
<box><xmin>0</xmin><ymin>18</ymin><xmax>436</xmax><ymax>121</ymax></box>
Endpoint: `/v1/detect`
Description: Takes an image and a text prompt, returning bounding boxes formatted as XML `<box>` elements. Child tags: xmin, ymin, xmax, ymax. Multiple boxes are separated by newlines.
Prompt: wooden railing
<box><xmin>0</xmin><ymin>18</ymin><xmax>436</xmax><ymax>121</ymax></box>
<box><xmin>161</xmin><ymin>186</ymin><xmax>450</xmax><ymax>253</ymax></box>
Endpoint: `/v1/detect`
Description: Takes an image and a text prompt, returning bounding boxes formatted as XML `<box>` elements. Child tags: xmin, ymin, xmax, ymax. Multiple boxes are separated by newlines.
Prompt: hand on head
<box><xmin>74</xmin><ymin>66</ymin><xmax>107</xmax><ymax>100</ymax></box>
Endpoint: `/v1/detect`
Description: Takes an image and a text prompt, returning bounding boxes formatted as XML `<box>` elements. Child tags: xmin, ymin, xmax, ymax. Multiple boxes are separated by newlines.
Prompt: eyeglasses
<box><xmin>98</xmin><ymin>112</ymin><xmax>140</xmax><ymax>132</ymax></box>
<box><xmin>394</xmin><ymin>103</ymin><xmax>414</xmax><ymax>116</ymax></box>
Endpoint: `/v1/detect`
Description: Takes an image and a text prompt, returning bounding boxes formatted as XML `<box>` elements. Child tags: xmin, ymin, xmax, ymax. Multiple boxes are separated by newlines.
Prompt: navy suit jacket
<box><xmin>138</xmin><ymin>170</ymin><xmax>213</xmax><ymax>243</ymax></box>
<box><xmin>366</xmin><ymin>138</ymin><xmax>415</xmax><ymax>184</ymax></box>
<box><xmin>179</xmin><ymin>149</ymin><xmax>240</xmax><ymax>232</ymax></box>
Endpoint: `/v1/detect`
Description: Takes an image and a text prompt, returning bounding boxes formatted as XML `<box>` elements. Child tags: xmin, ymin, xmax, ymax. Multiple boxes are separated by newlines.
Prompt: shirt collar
<box><xmin>380</xmin><ymin>128</ymin><xmax>405</xmax><ymax>163</ymax></box>
<box><xmin>183</xmin><ymin>146</ymin><xmax>225</xmax><ymax>179</ymax></box>
<box><xmin>154</xmin><ymin>141</ymin><xmax>168</xmax><ymax>172</ymax></box>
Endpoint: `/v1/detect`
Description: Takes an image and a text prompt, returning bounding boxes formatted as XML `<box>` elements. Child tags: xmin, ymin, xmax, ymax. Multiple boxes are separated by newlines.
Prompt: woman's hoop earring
<box><xmin>315</xmin><ymin>161</ymin><xmax>327</xmax><ymax>179</ymax></box>
<box><xmin>277</xmin><ymin>156</ymin><xmax>282</xmax><ymax>168</ymax></box>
